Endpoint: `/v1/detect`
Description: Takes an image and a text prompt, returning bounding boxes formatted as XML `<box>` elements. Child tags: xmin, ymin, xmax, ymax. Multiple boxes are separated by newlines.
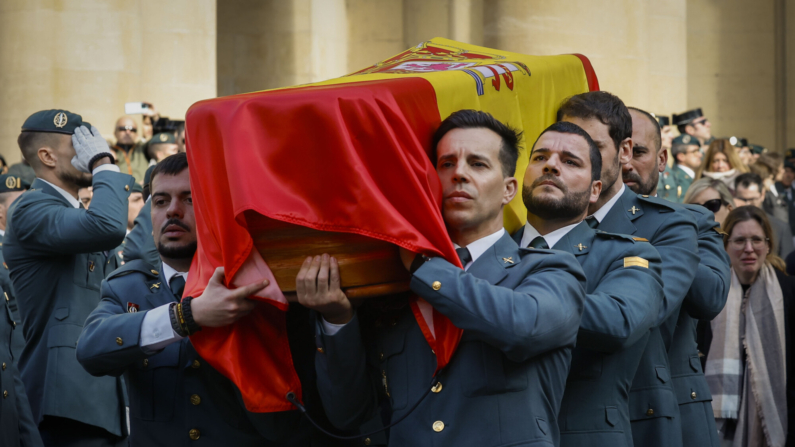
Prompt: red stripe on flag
<box><xmin>570</xmin><ymin>54</ymin><xmax>600</xmax><ymax>92</ymax></box>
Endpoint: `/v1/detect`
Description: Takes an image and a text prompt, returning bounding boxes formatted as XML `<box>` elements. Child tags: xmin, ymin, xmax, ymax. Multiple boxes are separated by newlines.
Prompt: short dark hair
<box><xmin>628</xmin><ymin>107</ymin><xmax>662</xmax><ymax>152</ymax></box>
<box><xmin>735</xmin><ymin>172</ymin><xmax>763</xmax><ymax>191</ymax></box>
<box><xmin>676</xmin><ymin>124</ymin><xmax>690</xmax><ymax>135</ymax></box>
<box><xmin>556</xmin><ymin>91</ymin><xmax>632</xmax><ymax>152</ymax></box>
<box><xmin>17</xmin><ymin>131</ymin><xmax>61</xmax><ymax>168</ymax></box>
<box><xmin>149</xmin><ymin>152</ymin><xmax>189</xmax><ymax>192</ymax></box>
<box><xmin>431</xmin><ymin>109</ymin><xmax>521</xmax><ymax>178</ymax></box>
<box><xmin>531</xmin><ymin>121</ymin><xmax>602</xmax><ymax>181</ymax></box>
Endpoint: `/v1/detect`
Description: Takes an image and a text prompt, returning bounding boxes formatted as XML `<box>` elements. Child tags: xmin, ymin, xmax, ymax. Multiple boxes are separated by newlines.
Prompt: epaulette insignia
<box><xmin>575</xmin><ymin>243</ymin><xmax>587</xmax><ymax>251</ymax></box>
<box><xmin>714</xmin><ymin>226</ymin><xmax>727</xmax><ymax>236</ymax></box>
<box><xmin>632</xmin><ymin>237</ymin><xmax>649</xmax><ymax>242</ymax></box>
<box><xmin>150</xmin><ymin>282</ymin><xmax>161</xmax><ymax>290</ymax></box>
<box><xmin>624</xmin><ymin>257</ymin><xmax>649</xmax><ymax>268</ymax></box>
<box><xmin>502</xmin><ymin>257</ymin><xmax>514</xmax><ymax>264</ymax></box>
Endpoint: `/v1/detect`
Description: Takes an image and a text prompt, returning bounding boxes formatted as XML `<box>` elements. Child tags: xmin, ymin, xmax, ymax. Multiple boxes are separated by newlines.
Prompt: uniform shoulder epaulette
<box><xmin>106</xmin><ymin>259</ymin><xmax>160</xmax><ymax>281</ymax></box>
<box><xmin>635</xmin><ymin>194</ymin><xmax>680</xmax><ymax>212</ymax></box>
<box><xmin>594</xmin><ymin>230</ymin><xmax>645</xmax><ymax>243</ymax></box>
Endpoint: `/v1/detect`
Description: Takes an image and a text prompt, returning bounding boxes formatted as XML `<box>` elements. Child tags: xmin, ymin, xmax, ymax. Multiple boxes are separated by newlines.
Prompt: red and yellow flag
<box><xmin>184</xmin><ymin>38</ymin><xmax>598</xmax><ymax>412</ymax></box>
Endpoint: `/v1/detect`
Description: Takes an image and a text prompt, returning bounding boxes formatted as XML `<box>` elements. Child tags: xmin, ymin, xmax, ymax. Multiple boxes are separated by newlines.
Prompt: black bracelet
<box><xmin>181</xmin><ymin>297</ymin><xmax>202</xmax><ymax>334</ymax></box>
<box><xmin>88</xmin><ymin>152</ymin><xmax>116</xmax><ymax>172</ymax></box>
<box><xmin>409</xmin><ymin>254</ymin><xmax>431</xmax><ymax>275</ymax></box>
<box><xmin>168</xmin><ymin>302</ymin><xmax>188</xmax><ymax>337</ymax></box>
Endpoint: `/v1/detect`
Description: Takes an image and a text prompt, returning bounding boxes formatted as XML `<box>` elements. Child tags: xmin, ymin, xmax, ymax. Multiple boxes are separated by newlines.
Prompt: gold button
<box><xmin>191</xmin><ymin>360</ymin><xmax>200</xmax><ymax>369</ymax></box>
<box><xmin>143</xmin><ymin>359</ymin><xmax>148</xmax><ymax>367</ymax></box>
<box><xmin>190</xmin><ymin>394</ymin><xmax>201</xmax><ymax>405</ymax></box>
<box><xmin>432</xmin><ymin>420</ymin><xmax>444</xmax><ymax>432</ymax></box>
<box><xmin>431</xmin><ymin>382</ymin><xmax>443</xmax><ymax>393</ymax></box>
<box><xmin>189</xmin><ymin>428</ymin><xmax>200</xmax><ymax>440</ymax></box>
<box><xmin>646</xmin><ymin>408</ymin><xmax>654</xmax><ymax>416</ymax></box>
<box><xmin>2</xmin><ymin>390</ymin><xmax>7</xmax><ymax>398</ymax></box>
<box><xmin>364</xmin><ymin>438</ymin><xmax>371</xmax><ymax>445</ymax></box>
<box><xmin>691</xmin><ymin>391</ymin><xmax>697</xmax><ymax>400</ymax></box>
<box><xmin>317</xmin><ymin>347</ymin><xmax>325</xmax><ymax>354</ymax></box>
<box><xmin>116</xmin><ymin>337</ymin><xmax>123</xmax><ymax>346</ymax></box>
<box><xmin>432</xmin><ymin>281</ymin><xmax>441</xmax><ymax>291</ymax></box>
<box><xmin>151</xmin><ymin>269</ymin><xmax>159</xmax><ymax>275</ymax></box>
<box><xmin>1</xmin><ymin>362</ymin><xmax>5</xmax><ymax>370</ymax></box>
<box><xmin>665</xmin><ymin>184</ymin><xmax>671</xmax><ymax>190</ymax></box>
<box><xmin>124</xmin><ymin>185</ymin><xmax>130</xmax><ymax>191</ymax></box>
<box><xmin>379</xmin><ymin>352</ymin><xmax>385</xmax><ymax>361</ymax></box>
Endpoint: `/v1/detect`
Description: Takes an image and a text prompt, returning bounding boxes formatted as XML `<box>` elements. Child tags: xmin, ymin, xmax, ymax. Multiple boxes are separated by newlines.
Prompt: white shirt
<box><xmin>589</xmin><ymin>183</ymin><xmax>626</xmax><ymax>224</ymax></box>
<box><xmin>519</xmin><ymin>221</ymin><xmax>580</xmax><ymax>249</ymax></box>
<box><xmin>37</xmin><ymin>163</ymin><xmax>121</xmax><ymax>209</ymax></box>
<box><xmin>676</xmin><ymin>164</ymin><xmax>695</xmax><ymax>179</ymax></box>
<box><xmin>139</xmin><ymin>263</ymin><xmax>187</xmax><ymax>354</ymax></box>
<box><xmin>322</xmin><ymin>228</ymin><xmax>507</xmax><ymax>335</ymax></box>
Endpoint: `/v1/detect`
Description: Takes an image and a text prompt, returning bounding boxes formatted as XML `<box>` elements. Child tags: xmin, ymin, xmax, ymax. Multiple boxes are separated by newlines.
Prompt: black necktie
<box><xmin>170</xmin><ymin>275</ymin><xmax>186</xmax><ymax>300</ymax></box>
<box><xmin>456</xmin><ymin>247</ymin><xmax>472</xmax><ymax>266</ymax></box>
<box><xmin>585</xmin><ymin>216</ymin><xmax>598</xmax><ymax>229</ymax></box>
<box><xmin>528</xmin><ymin>236</ymin><xmax>549</xmax><ymax>249</ymax></box>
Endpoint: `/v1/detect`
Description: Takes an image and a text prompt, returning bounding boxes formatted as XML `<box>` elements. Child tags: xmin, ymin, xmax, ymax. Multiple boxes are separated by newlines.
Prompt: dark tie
<box><xmin>170</xmin><ymin>275</ymin><xmax>186</xmax><ymax>300</ymax></box>
<box><xmin>456</xmin><ymin>247</ymin><xmax>473</xmax><ymax>266</ymax></box>
<box><xmin>528</xmin><ymin>236</ymin><xmax>549</xmax><ymax>249</ymax></box>
<box><xmin>585</xmin><ymin>216</ymin><xmax>599</xmax><ymax>229</ymax></box>
<box><xmin>79</xmin><ymin>202</ymin><xmax>86</xmax><ymax>210</ymax></box>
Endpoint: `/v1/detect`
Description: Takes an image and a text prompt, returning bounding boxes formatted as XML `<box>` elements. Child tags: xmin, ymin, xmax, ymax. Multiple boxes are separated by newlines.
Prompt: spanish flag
<box><xmin>184</xmin><ymin>38</ymin><xmax>598</xmax><ymax>412</ymax></box>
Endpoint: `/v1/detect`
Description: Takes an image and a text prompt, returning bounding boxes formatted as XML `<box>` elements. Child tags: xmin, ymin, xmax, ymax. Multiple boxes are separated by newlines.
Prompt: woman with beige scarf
<box><xmin>704</xmin><ymin>206</ymin><xmax>795</xmax><ymax>447</ymax></box>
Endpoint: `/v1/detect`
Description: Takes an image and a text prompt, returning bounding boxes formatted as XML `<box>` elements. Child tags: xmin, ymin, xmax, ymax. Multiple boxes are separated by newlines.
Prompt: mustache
<box><xmin>531</xmin><ymin>174</ymin><xmax>565</xmax><ymax>191</ymax></box>
<box><xmin>161</xmin><ymin>218</ymin><xmax>190</xmax><ymax>233</ymax></box>
<box><xmin>622</xmin><ymin>170</ymin><xmax>642</xmax><ymax>184</ymax></box>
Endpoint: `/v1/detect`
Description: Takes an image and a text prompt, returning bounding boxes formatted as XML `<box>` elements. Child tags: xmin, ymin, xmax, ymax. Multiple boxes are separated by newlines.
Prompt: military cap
<box><xmin>149</xmin><ymin>133</ymin><xmax>177</xmax><ymax>145</ymax></box>
<box><xmin>130</xmin><ymin>183</ymin><xmax>143</xmax><ymax>194</ymax></box>
<box><xmin>786</xmin><ymin>148</ymin><xmax>795</xmax><ymax>159</ymax></box>
<box><xmin>21</xmin><ymin>109</ymin><xmax>92</xmax><ymax>135</ymax></box>
<box><xmin>749</xmin><ymin>144</ymin><xmax>766</xmax><ymax>155</ymax></box>
<box><xmin>651</xmin><ymin>113</ymin><xmax>670</xmax><ymax>127</ymax></box>
<box><xmin>143</xmin><ymin>165</ymin><xmax>156</xmax><ymax>187</ymax></box>
<box><xmin>672</xmin><ymin>108</ymin><xmax>704</xmax><ymax>126</ymax></box>
<box><xmin>0</xmin><ymin>175</ymin><xmax>30</xmax><ymax>192</ymax></box>
<box><xmin>784</xmin><ymin>161</ymin><xmax>795</xmax><ymax>171</ymax></box>
<box><xmin>729</xmin><ymin>136</ymin><xmax>748</xmax><ymax>148</ymax></box>
<box><xmin>672</xmin><ymin>134</ymin><xmax>699</xmax><ymax>146</ymax></box>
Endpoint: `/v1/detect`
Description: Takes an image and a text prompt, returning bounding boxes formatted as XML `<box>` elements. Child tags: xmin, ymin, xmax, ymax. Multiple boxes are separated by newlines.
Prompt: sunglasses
<box><xmin>698</xmin><ymin>198</ymin><xmax>724</xmax><ymax>213</ymax></box>
<box><xmin>117</xmin><ymin>126</ymin><xmax>137</xmax><ymax>132</ymax></box>
<box><xmin>692</xmin><ymin>118</ymin><xmax>709</xmax><ymax>126</ymax></box>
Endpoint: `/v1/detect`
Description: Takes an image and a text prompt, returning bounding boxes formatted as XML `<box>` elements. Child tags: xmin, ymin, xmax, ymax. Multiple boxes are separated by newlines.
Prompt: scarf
<box><xmin>705</xmin><ymin>264</ymin><xmax>787</xmax><ymax>447</ymax></box>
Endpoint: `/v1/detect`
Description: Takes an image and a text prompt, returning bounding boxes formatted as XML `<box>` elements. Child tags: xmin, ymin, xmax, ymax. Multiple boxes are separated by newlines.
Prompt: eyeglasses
<box><xmin>698</xmin><ymin>198</ymin><xmax>725</xmax><ymax>213</ymax></box>
<box><xmin>117</xmin><ymin>126</ymin><xmax>137</xmax><ymax>132</ymax></box>
<box><xmin>727</xmin><ymin>236</ymin><xmax>769</xmax><ymax>249</ymax></box>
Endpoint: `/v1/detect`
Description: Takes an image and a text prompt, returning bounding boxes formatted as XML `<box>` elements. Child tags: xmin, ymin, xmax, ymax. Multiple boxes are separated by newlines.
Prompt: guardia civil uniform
<box><xmin>667</xmin><ymin>204</ymin><xmax>730</xmax><ymax>447</ymax></box>
<box><xmin>315</xmin><ymin>230</ymin><xmax>586</xmax><ymax>446</ymax></box>
<box><xmin>122</xmin><ymin>200</ymin><xmax>160</xmax><ymax>269</ymax></box>
<box><xmin>513</xmin><ymin>221</ymin><xmax>664</xmax><ymax>447</ymax></box>
<box><xmin>77</xmin><ymin>260</ymin><xmax>340</xmax><ymax>446</ymax></box>
<box><xmin>0</xmin><ymin>174</ymin><xmax>31</xmax><ymax>361</ymax></box>
<box><xmin>658</xmin><ymin>135</ymin><xmax>697</xmax><ymax>203</ymax></box>
<box><xmin>589</xmin><ymin>185</ymin><xmax>699</xmax><ymax>447</ymax></box>
<box><xmin>3</xmin><ymin>110</ymin><xmax>134</xmax><ymax>444</ymax></box>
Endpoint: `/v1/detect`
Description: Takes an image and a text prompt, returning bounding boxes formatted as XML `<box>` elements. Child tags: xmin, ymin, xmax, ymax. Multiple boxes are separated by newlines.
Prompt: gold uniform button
<box><xmin>190</xmin><ymin>394</ymin><xmax>201</xmax><ymax>405</ymax></box>
<box><xmin>317</xmin><ymin>347</ymin><xmax>325</xmax><ymax>354</ymax></box>
<box><xmin>2</xmin><ymin>390</ymin><xmax>7</xmax><ymax>398</ymax></box>
<box><xmin>379</xmin><ymin>352</ymin><xmax>384</xmax><ymax>361</ymax></box>
<box><xmin>432</xmin><ymin>281</ymin><xmax>441</xmax><ymax>291</ymax></box>
<box><xmin>143</xmin><ymin>359</ymin><xmax>149</xmax><ymax>367</ymax></box>
<box><xmin>432</xmin><ymin>421</ymin><xmax>444</xmax><ymax>432</ymax></box>
<box><xmin>189</xmin><ymin>428</ymin><xmax>200</xmax><ymax>440</ymax></box>
<box><xmin>116</xmin><ymin>337</ymin><xmax>123</xmax><ymax>346</ymax></box>
<box><xmin>124</xmin><ymin>185</ymin><xmax>130</xmax><ymax>191</ymax></box>
<box><xmin>364</xmin><ymin>438</ymin><xmax>371</xmax><ymax>445</ymax></box>
<box><xmin>2</xmin><ymin>362</ymin><xmax>5</xmax><ymax>370</ymax></box>
<box><xmin>192</xmin><ymin>360</ymin><xmax>201</xmax><ymax>369</ymax></box>
<box><xmin>646</xmin><ymin>408</ymin><xmax>654</xmax><ymax>416</ymax></box>
<box><xmin>431</xmin><ymin>382</ymin><xmax>443</xmax><ymax>393</ymax></box>
<box><xmin>151</xmin><ymin>269</ymin><xmax>159</xmax><ymax>275</ymax></box>
<box><xmin>691</xmin><ymin>391</ymin><xmax>697</xmax><ymax>400</ymax></box>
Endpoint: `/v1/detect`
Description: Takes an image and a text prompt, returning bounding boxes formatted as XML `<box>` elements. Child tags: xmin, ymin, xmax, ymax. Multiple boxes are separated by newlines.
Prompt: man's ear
<box><xmin>618</xmin><ymin>138</ymin><xmax>633</xmax><ymax>165</ymax></box>
<box><xmin>590</xmin><ymin>180</ymin><xmax>603</xmax><ymax>204</ymax></box>
<box><xmin>37</xmin><ymin>147</ymin><xmax>57</xmax><ymax>168</ymax></box>
<box><xmin>503</xmin><ymin>176</ymin><xmax>518</xmax><ymax>205</ymax></box>
<box><xmin>658</xmin><ymin>148</ymin><xmax>668</xmax><ymax>173</ymax></box>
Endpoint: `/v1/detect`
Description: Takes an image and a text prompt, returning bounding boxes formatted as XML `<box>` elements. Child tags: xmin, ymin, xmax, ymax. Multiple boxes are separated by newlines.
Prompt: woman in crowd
<box><xmin>684</xmin><ymin>177</ymin><xmax>735</xmax><ymax>227</ymax></box>
<box><xmin>751</xmin><ymin>153</ymin><xmax>789</xmax><ymax>223</ymax></box>
<box><xmin>703</xmin><ymin>206</ymin><xmax>795</xmax><ymax>447</ymax></box>
<box><xmin>696</xmin><ymin>139</ymin><xmax>749</xmax><ymax>193</ymax></box>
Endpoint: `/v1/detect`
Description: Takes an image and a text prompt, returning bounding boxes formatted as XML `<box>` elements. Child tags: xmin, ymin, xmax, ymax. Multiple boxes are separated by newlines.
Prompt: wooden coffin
<box><xmin>245</xmin><ymin>211</ymin><xmax>411</xmax><ymax>299</ymax></box>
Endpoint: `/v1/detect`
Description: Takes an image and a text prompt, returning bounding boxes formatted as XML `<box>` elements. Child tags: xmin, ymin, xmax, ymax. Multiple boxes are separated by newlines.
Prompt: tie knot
<box><xmin>170</xmin><ymin>275</ymin><xmax>186</xmax><ymax>299</ymax></box>
<box><xmin>585</xmin><ymin>216</ymin><xmax>598</xmax><ymax>229</ymax></box>
<box><xmin>455</xmin><ymin>247</ymin><xmax>473</xmax><ymax>266</ymax></box>
<box><xmin>528</xmin><ymin>236</ymin><xmax>549</xmax><ymax>249</ymax></box>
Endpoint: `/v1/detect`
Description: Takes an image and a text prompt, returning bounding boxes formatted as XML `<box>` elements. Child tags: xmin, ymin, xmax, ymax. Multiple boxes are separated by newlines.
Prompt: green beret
<box><xmin>143</xmin><ymin>165</ymin><xmax>156</xmax><ymax>187</ymax></box>
<box><xmin>749</xmin><ymin>144</ymin><xmax>766</xmax><ymax>155</ymax></box>
<box><xmin>21</xmin><ymin>109</ymin><xmax>89</xmax><ymax>135</ymax></box>
<box><xmin>130</xmin><ymin>183</ymin><xmax>144</xmax><ymax>194</ymax></box>
<box><xmin>150</xmin><ymin>133</ymin><xmax>177</xmax><ymax>145</ymax></box>
<box><xmin>672</xmin><ymin>134</ymin><xmax>698</xmax><ymax>146</ymax></box>
<box><xmin>0</xmin><ymin>175</ymin><xmax>30</xmax><ymax>193</ymax></box>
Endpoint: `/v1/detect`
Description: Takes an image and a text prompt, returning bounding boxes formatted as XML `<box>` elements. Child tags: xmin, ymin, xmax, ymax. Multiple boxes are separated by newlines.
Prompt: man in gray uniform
<box><xmin>3</xmin><ymin>110</ymin><xmax>134</xmax><ymax>446</ymax></box>
<box><xmin>513</xmin><ymin>121</ymin><xmax>664</xmax><ymax>447</ymax></box>
<box><xmin>298</xmin><ymin>110</ymin><xmax>587</xmax><ymax>446</ymax></box>
<box><xmin>558</xmin><ymin>93</ymin><xmax>700</xmax><ymax>447</ymax></box>
<box><xmin>625</xmin><ymin>107</ymin><xmax>730</xmax><ymax>447</ymax></box>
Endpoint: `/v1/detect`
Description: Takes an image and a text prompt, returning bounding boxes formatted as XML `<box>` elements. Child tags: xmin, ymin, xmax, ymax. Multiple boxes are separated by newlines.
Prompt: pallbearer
<box><xmin>513</xmin><ymin>121</ymin><xmax>664</xmax><ymax>447</ymax></box>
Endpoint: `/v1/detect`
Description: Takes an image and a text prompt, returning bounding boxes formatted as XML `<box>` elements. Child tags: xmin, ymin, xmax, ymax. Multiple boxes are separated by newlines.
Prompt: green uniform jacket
<box><xmin>0</xmin><ymin>235</ymin><xmax>24</xmax><ymax>362</ymax></box>
<box><xmin>657</xmin><ymin>165</ymin><xmax>694</xmax><ymax>204</ymax></box>
<box><xmin>514</xmin><ymin>222</ymin><xmax>664</xmax><ymax>447</ymax></box>
<box><xmin>2</xmin><ymin>171</ymin><xmax>134</xmax><ymax>436</ymax></box>
<box><xmin>122</xmin><ymin>200</ymin><xmax>160</xmax><ymax>270</ymax></box>
<box><xmin>112</xmin><ymin>141</ymin><xmax>149</xmax><ymax>184</ymax></box>
<box><xmin>592</xmin><ymin>187</ymin><xmax>699</xmax><ymax>447</ymax></box>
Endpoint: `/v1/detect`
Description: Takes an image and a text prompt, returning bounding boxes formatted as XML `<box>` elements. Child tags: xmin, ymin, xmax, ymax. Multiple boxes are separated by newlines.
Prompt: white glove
<box><xmin>71</xmin><ymin>125</ymin><xmax>114</xmax><ymax>173</ymax></box>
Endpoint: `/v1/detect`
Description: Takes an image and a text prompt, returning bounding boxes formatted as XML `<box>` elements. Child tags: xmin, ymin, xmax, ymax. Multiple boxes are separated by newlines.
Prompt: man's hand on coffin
<box><xmin>295</xmin><ymin>254</ymin><xmax>353</xmax><ymax>325</ymax></box>
<box><xmin>191</xmin><ymin>267</ymin><xmax>269</xmax><ymax>328</ymax></box>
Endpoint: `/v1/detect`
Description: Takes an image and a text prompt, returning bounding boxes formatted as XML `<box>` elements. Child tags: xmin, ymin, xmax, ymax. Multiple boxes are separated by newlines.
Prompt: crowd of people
<box><xmin>0</xmin><ymin>91</ymin><xmax>792</xmax><ymax>447</ymax></box>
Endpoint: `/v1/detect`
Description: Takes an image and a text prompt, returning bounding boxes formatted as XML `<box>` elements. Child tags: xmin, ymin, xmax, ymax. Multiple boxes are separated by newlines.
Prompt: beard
<box><xmin>623</xmin><ymin>168</ymin><xmax>658</xmax><ymax>195</ymax></box>
<box><xmin>522</xmin><ymin>175</ymin><xmax>591</xmax><ymax>221</ymax></box>
<box><xmin>157</xmin><ymin>240</ymin><xmax>197</xmax><ymax>259</ymax></box>
<box><xmin>58</xmin><ymin>166</ymin><xmax>93</xmax><ymax>188</ymax></box>
<box><xmin>600</xmin><ymin>159</ymin><xmax>620</xmax><ymax>198</ymax></box>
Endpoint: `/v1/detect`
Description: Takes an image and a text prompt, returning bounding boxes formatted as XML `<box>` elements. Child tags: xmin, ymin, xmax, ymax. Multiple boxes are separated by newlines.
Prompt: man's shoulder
<box><xmin>634</xmin><ymin>193</ymin><xmax>682</xmax><ymax>213</ymax></box>
<box><xmin>594</xmin><ymin>230</ymin><xmax>649</xmax><ymax>244</ymax></box>
<box><xmin>106</xmin><ymin>259</ymin><xmax>161</xmax><ymax>282</ymax></box>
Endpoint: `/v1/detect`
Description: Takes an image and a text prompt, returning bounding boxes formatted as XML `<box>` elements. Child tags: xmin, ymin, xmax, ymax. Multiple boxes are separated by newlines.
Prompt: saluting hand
<box><xmin>190</xmin><ymin>267</ymin><xmax>268</xmax><ymax>328</ymax></box>
<box><xmin>296</xmin><ymin>254</ymin><xmax>353</xmax><ymax>325</ymax></box>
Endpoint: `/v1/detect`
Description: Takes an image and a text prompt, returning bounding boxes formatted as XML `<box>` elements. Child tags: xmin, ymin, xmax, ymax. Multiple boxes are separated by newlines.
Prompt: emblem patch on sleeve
<box><xmin>127</xmin><ymin>302</ymin><xmax>140</xmax><ymax>313</ymax></box>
